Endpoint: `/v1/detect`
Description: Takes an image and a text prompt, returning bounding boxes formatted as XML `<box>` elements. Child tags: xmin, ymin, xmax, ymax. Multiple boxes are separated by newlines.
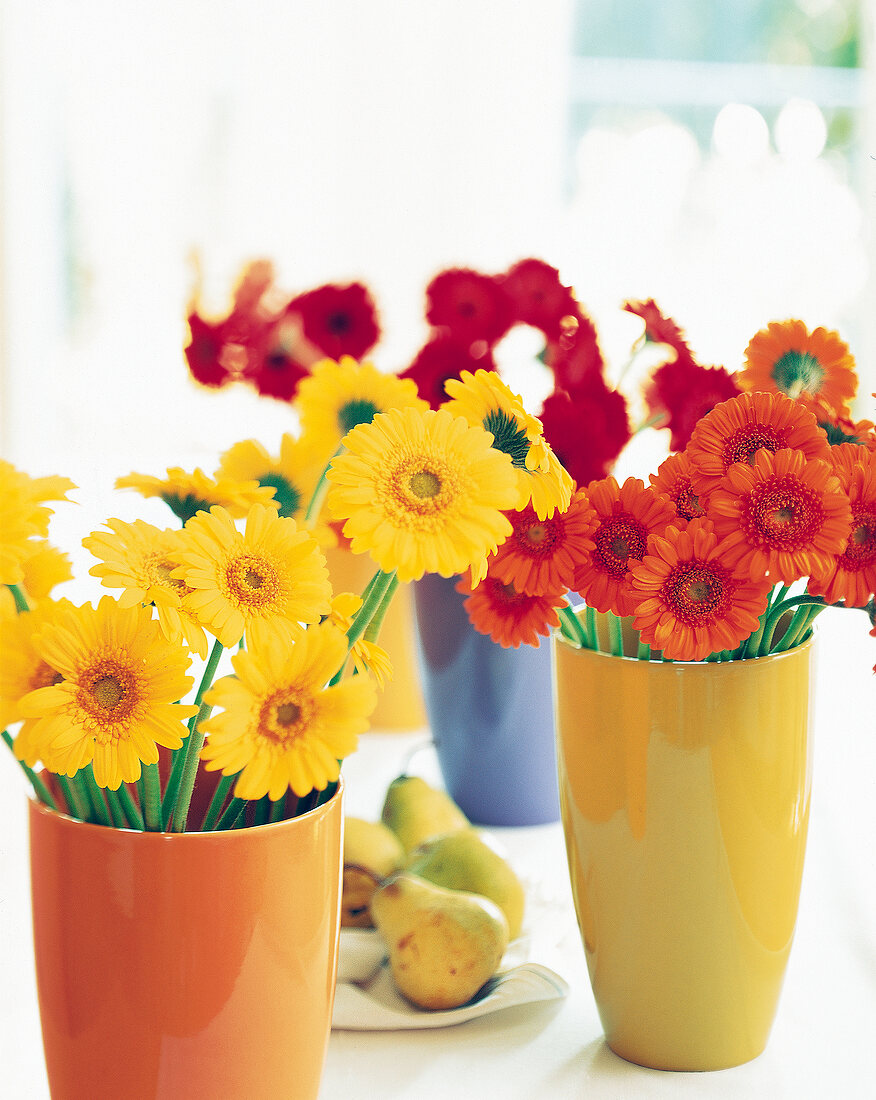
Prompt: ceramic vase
<box><xmin>413</xmin><ymin>572</ymin><xmax>560</xmax><ymax>826</ymax></box>
<box><xmin>29</xmin><ymin>780</ymin><xmax>344</xmax><ymax>1100</ymax></box>
<box><xmin>552</xmin><ymin>628</ymin><xmax>814</xmax><ymax>1071</ymax></box>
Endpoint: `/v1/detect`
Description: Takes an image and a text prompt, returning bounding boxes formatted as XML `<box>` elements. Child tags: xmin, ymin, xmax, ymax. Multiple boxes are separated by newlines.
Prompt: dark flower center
<box><xmin>482</xmin><ymin>410</ymin><xmax>530</xmax><ymax>468</ymax></box>
<box><xmin>260</xmin><ymin>474</ymin><xmax>302</xmax><ymax>518</ymax></box>
<box><xmin>772</xmin><ymin>350</ymin><xmax>825</xmax><ymax>399</ymax></box>
<box><xmin>338</xmin><ymin>399</ymin><xmax>380</xmax><ymax>435</ymax></box>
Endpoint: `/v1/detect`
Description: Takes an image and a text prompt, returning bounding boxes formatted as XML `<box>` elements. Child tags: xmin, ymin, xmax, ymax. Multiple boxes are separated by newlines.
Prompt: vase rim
<box><xmin>551</xmin><ymin>628</ymin><xmax>816</xmax><ymax>669</ymax></box>
<box><xmin>28</xmin><ymin>775</ymin><xmax>344</xmax><ymax>838</ymax></box>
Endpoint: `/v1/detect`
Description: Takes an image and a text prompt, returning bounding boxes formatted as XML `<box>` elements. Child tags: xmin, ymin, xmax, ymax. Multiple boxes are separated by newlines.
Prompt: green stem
<box><xmin>201</xmin><ymin>774</ymin><xmax>236</xmax><ymax>832</ymax></box>
<box><xmin>165</xmin><ymin>637</ymin><xmax>224</xmax><ymax>831</ymax></box>
<box><xmin>104</xmin><ymin>788</ymin><xmax>127</xmax><ymax>829</ymax></box>
<box><xmin>608</xmin><ymin>613</ymin><xmax>625</xmax><ymax>657</ymax></box>
<box><xmin>363</xmin><ymin>574</ymin><xmax>400</xmax><ymax>645</ymax></box>
<box><xmin>585</xmin><ymin>605</ymin><xmax>599</xmax><ymax>653</ymax></box>
<box><xmin>7</xmin><ymin>583</ymin><xmax>31</xmax><ymax>613</ymax></box>
<box><xmin>558</xmin><ymin>604</ymin><xmax>588</xmax><ymax>648</ymax></box>
<box><xmin>270</xmin><ymin>796</ymin><xmax>287</xmax><ymax>823</ymax></box>
<box><xmin>82</xmin><ymin>767</ymin><xmax>111</xmax><ymax>827</ymax></box>
<box><xmin>757</xmin><ymin>595</ymin><xmax>826</xmax><ymax>657</ymax></box>
<box><xmin>637</xmin><ymin>640</ymin><xmax>652</xmax><ymax>661</ymax></box>
<box><xmin>141</xmin><ymin>762</ymin><xmax>164</xmax><ymax>831</ymax></box>
<box><xmin>215</xmin><ymin>797</ymin><xmax>247</xmax><ymax>831</ymax></box>
<box><xmin>346</xmin><ymin>570</ymin><xmax>397</xmax><ymax>651</ymax></box>
<box><xmin>254</xmin><ymin>796</ymin><xmax>270</xmax><ymax>826</ymax></box>
<box><xmin>1</xmin><ymin>730</ymin><xmax>58</xmax><ymax>809</ymax></box>
<box><xmin>57</xmin><ymin>774</ymin><xmax>90</xmax><ymax>821</ymax></box>
<box><xmin>304</xmin><ymin>447</ymin><xmax>344</xmax><ymax>527</ymax></box>
<box><xmin>116</xmin><ymin>781</ymin><xmax>145</xmax><ymax>830</ymax></box>
<box><xmin>773</xmin><ymin>602</ymin><xmax>823</xmax><ymax>653</ymax></box>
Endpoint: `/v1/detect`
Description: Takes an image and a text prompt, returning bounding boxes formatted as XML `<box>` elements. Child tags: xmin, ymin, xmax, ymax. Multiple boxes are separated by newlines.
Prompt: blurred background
<box><xmin>1</xmin><ymin>0</ymin><xmax>874</xmax><ymax>549</ymax></box>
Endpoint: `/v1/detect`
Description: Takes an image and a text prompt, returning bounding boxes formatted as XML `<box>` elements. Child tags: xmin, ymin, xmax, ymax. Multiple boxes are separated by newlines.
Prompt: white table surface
<box><xmin>2</xmin><ymin>611</ymin><xmax>874</xmax><ymax>1100</ymax></box>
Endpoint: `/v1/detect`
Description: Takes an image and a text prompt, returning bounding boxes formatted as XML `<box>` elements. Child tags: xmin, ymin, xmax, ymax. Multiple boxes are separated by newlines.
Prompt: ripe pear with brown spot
<box><xmin>371</xmin><ymin>872</ymin><xmax>510</xmax><ymax>1010</ymax></box>
<box><xmin>406</xmin><ymin>828</ymin><xmax>526</xmax><ymax>940</ymax></box>
<box><xmin>342</xmin><ymin>817</ymin><xmax>406</xmax><ymax>927</ymax></box>
<box><xmin>380</xmin><ymin>775</ymin><xmax>469</xmax><ymax>854</ymax></box>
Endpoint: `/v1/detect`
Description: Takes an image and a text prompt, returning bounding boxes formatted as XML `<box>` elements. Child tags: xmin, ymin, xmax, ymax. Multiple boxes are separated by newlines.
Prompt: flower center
<box><xmin>92</xmin><ymin>676</ymin><xmax>125</xmax><ymax>709</ymax></box>
<box><xmin>259</xmin><ymin>690</ymin><xmax>313</xmax><ymax>745</ymax></box>
<box><xmin>595</xmin><ymin>514</ymin><xmax>647</xmax><ymax>577</ymax></box>
<box><xmin>840</xmin><ymin>508</ymin><xmax>876</xmax><ymax>569</ymax></box>
<box><xmin>745</xmin><ymin>476</ymin><xmax>824</xmax><ymax>548</ymax></box>
<box><xmin>225</xmin><ymin>552</ymin><xmax>281</xmax><ymax>608</ymax></box>
<box><xmin>338</xmin><ymin>399</ymin><xmax>380</xmax><ymax>435</ymax></box>
<box><xmin>260</xmin><ymin>473</ymin><xmax>301</xmax><ymax>518</ymax></box>
<box><xmin>673</xmin><ymin>480</ymin><xmax>705</xmax><ymax>520</ymax></box>
<box><xmin>482</xmin><ymin>410</ymin><xmax>531</xmax><ymax>468</ymax></box>
<box><xmin>276</xmin><ymin>702</ymin><xmax>301</xmax><ymax>726</ymax></box>
<box><xmin>326</xmin><ymin>310</ymin><xmax>351</xmax><ymax>335</ymax></box>
<box><xmin>663</xmin><ymin>562</ymin><xmax>731</xmax><ymax>625</ymax></box>
<box><xmin>722</xmin><ymin>425</ymin><xmax>785</xmax><ymax>470</ymax></box>
<box><xmin>771</xmin><ymin>350</ymin><xmax>825</xmax><ymax>399</ymax></box>
<box><xmin>79</xmin><ymin>658</ymin><xmax>138</xmax><ymax>729</ymax></box>
<box><xmin>149</xmin><ymin>554</ymin><xmax>187</xmax><ymax>594</ymax></box>
<box><xmin>383</xmin><ymin>452</ymin><xmax>458</xmax><ymax>531</ymax></box>
<box><xmin>409</xmin><ymin>470</ymin><xmax>441</xmax><ymax>499</ymax></box>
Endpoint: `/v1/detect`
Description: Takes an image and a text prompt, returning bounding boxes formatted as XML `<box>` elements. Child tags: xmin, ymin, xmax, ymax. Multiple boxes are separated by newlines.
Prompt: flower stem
<box><xmin>304</xmin><ymin>447</ymin><xmax>343</xmax><ymax>527</ymax></box>
<box><xmin>165</xmin><ymin>637</ymin><xmax>224</xmax><ymax>832</ymax></box>
<box><xmin>215</xmin><ymin>797</ymin><xmax>247</xmax><ymax>831</ymax></box>
<box><xmin>270</xmin><ymin>796</ymin><xmax>287</xmax><ymax>823</ymax></box>
<box><xmin>7</xmin><ymin>583</ymin><xmax>31</xmax><ymax>613</ymax></box>
<box><xmin>141</xmin><ymin>762</ymin><xmax>164</xmax><ymax>831</ymax></box>
<box><xmin>363</xmin><ymin>573</ymin><xmax>400</xmax><ymax>644</ymax></box>
<box><xmin>115</xmin><ymin>781</ymin><xmax>144</xmax><ymax>830</ymax></box>
<box><xmin>608</xmin><ymin>612</ymin><xmax>625</xmax><ymax>657</ymax></box>
<box><xmin>637</xmin><ymin>640</ymin><xmax>651</xmax><ymax>661</ymax></box>
<box><xmin>58</xmin><ymin>774</ymin><xmax>90</xmax><ymax>821</ymax></box>
<box><xmin>757</xmin><ymin>595</ymin><xmax>826</xmax><ymax>657</ymax></box>
<box><xmin>201</xmin><ymin>773</ymin><xmax>236</xmax><ymax>832</ymax></box>
<box><xmin>104</xmin><ymin>787</ymin><xmax>127</xmax><ymax>829</ymax></box>
<box><xmin>558</xmin><ymin>604</ymin><xmax>588</xmax><ymax>648</ymax></box>
<box><xmin>346</xmin><ymin>570</ymin><xmax>398</xmax><ymax>651</ymax></box>
<box><xmin>585</xmin><ymin>605</ymin><xmax>599</xmax><ymax>652</ymax></box>
<box><xmin>82</xmin><ymin>767</ymin><xmax>111</xmax><ymax>827</ymax></box>
<box><xmin>1</xmin><ymin>730</ymin><xmax>58</xmax><ymax>810</ymax></box>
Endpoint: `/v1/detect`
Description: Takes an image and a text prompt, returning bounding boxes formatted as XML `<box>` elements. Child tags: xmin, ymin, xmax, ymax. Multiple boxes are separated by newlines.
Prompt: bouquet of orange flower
<box><xmin>2</xmin><ymin>356</ymin><xmax>581</xmax><ymax>831</ymax></box>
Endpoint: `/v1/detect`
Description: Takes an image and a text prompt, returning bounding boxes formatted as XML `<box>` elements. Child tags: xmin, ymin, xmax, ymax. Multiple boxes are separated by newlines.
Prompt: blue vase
<box><xmin>411</xmin><ymin>572</ymin><xmax>560</xmax><ymax>826</ymax></box>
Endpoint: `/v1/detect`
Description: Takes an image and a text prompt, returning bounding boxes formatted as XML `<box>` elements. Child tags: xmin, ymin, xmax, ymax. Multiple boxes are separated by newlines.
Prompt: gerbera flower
<box><xmin>816</xmin><ymin>410</ymin><xmax>876</xmax><ymax>450</ymax></box>
<box><xmin>456</xmin><ymin>566</ymin><xmax>566</xmax><ymax>649</ymax></box>
<box><xmin>200</xmin><ymin>622</ymin><xmax>377</xmax><ymax>801</ymax></box>
<box><xmin>0</xmin><ymin>461</ymin><xmax>76</xmax><ymax>585</ymax></box>
<box><xmin>243</xmin><ymin>315</ymin><xmax>311</xmax><ymax>403</ymax></box>
<box><xmin>649</xmin><ymin>451</ymin><xmax>708</xmax><ymax>521</ymax></box>
<box><xmin>115</xmin><ymin>467</ymin><xmax>279</xmax><ymax>524</ymax></box>
<box><xmin>217</xmin><ymin>434</ymin><xmax>325</xmax><ymax>522</ymax></box>
<box><xmin>328</xmin><ymin>592</ymin><xmax>394</xmax><ymax>687</ymax></box>
<box><xmin>646</xmin><ymin>359</ymin><xmax>740</xmax><ymax>452</ymax></box>
<box><xmin>296</xmin><ymin>356</ymin><xmax>427</xmax><ymax>466</ymax></box>
<box><xmin>808</xmin><ymin>445</ymin><xmax>876</xmax><ymax>607</ymax></box>
<box><xmin>489</xmin><ymin>491</ymin><xmax>598</xmax><ymax>596</ymax></box>
<box><xmin>539</xmin><ymin>379</ymin><xmax>631</xmax><ymax>487</ymax></box>
<box><xmin>83</xmin><ymin>519</ymin><xmax>209</xmax><ymax>659</ymax></box>
<box><xmin>398</xmin><ymin>333</ymin><xmax>496</xmax><ymax>410</ymax></box>
<box><xmin>623</xmin><ymin>298</ymin><xmax>695</xmax><ymax>362</ymax></box>
<box><xmin>17</xmin><ymin>598</ymin><xmax>198</xmax><ymax>789</ymax></box>
<box><xmin>740</xmin><ymin>319</ymin><xmax>857</xmax><ymax>418</ymax></box>
<box><xmin>686</xmin><ymin>390</ymin><xmax>831</xmax><ymax>496</ymax></box>
<box><xmin>14</xmin><ymin>541</ymin><xmax>73</xmax><ymax>601</ymax></box>
<box><xmin>326</xmin><ymin>406</ymin><xmax>519</xmax><ymax>582</ymax></box>
<box><xmin>425</xmin><ymin>268</ymin><xmax>514</xmax><ymax>348</ymax></box>
<box><xmin>544</xmin><ymin>310</ymin><xmax>606</xmax><ymax>392</ymax></box>
<box><xmin>572</xmin><ymin>476</ymin><xmax>680</xmax><ymax>617</ymax></box>
<box><xmin>442</xmin><ymin>369</ymin><xmax>574</xmax><ymax>519</ymax></box>
<box><xmin>0</xmin><ymin>598</ymin><xmax>74</xmax><ymax>743</ymax></box>
<box><xmin>173</xmin><ymin>504</ymin><xmax>332</xmax><ymax>650</ymax></box>
<box><xmin>708</xmin><ymin>447</ymin><xmax>852</xmax><ymax>585</ymax></box>
<box><xmin>500</xmin><ymin>258</ymin><xmax>578</xmax><ymax>341</ymax></box>
<box><xmin>628</xmin><ymin>519</ymin><xmax>772</xmax><ymax>662</ymax></box>
<box><xmin>288</xmin><ymin>282</ymin><xmax>380</xmax><ymax>362</ymax></box>
<box><xmin>183</xmin><ymin>311</ymin><xmax>238</xmax><ymax>389</ymax></box>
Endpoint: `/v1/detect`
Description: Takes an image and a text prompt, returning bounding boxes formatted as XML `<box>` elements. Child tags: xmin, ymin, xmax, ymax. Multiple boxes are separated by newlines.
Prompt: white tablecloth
<box><xmin>1</xmin><ymin>611</ymin><xmax>874</xmax><ymax>1099</ymax></box>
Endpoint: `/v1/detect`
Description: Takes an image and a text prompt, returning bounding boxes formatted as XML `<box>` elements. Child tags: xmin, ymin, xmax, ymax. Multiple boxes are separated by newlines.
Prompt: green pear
<box><xmin>371</xmin><ymin>872</ymin><xmax>510</xmax><ymax>1010</ymax></box>
<box><xmin>342</xmin><ymin>817</ymin><xmax>406</xmax><ymax>927</ymax></box>
<box><xmin>406</xmin><ymin>829</ymin><xmax>526</xmax><ymax>940</ymax></box>
<box><xmin>380</xmin><ymin>775</ymin><xmax>469</xmax><ymax>854</ymax></box>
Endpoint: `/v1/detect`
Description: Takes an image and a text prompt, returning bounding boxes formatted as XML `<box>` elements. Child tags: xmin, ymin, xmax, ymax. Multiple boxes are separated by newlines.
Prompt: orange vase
<box><xmin>553</xmin><ymin>629</ymin><xmax>814</xmax><ymax>1071</ymax></box>
<box><xmin>324</xmin><ymin>543</ymin><xmax>426</xmax><ymax>730</ymax></box>
<box><xmin>29</xmin><ymin>781</ymin><xmax>344</xmax><ymax>1100</ymax></box>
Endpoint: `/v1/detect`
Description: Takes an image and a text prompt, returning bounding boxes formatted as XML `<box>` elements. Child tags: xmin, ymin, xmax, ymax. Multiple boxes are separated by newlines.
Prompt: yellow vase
<box><xmin>324</xmin><ymin>544</ymin><xmax>426</xmax><ymax>731</ymax></box>
<box><xmin>552</xmin><ymin>627</ymin><xmax>814</xmax><ymax>1071</ymax></box>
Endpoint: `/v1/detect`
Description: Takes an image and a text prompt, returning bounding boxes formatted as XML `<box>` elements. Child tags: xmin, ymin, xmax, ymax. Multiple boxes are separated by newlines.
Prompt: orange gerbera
<box><xmin>740</xmin><ymin>319</ymin><xmax>857</xmax><ymax>418</ymax></box>
<box><xmin>456</xmin><ymin>567</ymin><xmax>565</xmax><ymax>649</ymax></box>
<box><xmin>808</xmin><ymin>445</ymin><xmax>876</xmax><ymax>607</ymax></box>
<box><xmin>708</xmin><ymin>447</ymin><xmax>852</xmax><ymax>585</ymax></box>
<box><xmin>489</xmin><ymin>491</ymin><xmax>598</xmax><ymax>597</ymax></box>
<box><xmin>686</xmin><ymin>390</ymin><xmax>830</xmax><ymax>495</ymax></box>
<box><xmin>572</xmin><ymin>477</ymin><xmax>679</xmax><ymax>617</ymax></box>
<box><xmin>649</xmin><ymin>451</ymin><xmax>707</xmax><ymax>521</ymax></box>
<box><xmin>628</xmin><ymin>519</ymin><xmax>772</xmax><ymax>661</ymax></box>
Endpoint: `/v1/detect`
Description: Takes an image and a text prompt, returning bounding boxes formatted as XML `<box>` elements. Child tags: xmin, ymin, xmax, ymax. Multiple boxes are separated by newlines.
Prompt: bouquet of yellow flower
<box><xmin>2</xmin><ymin>356</ymin><xmax>585</xmax><ymax>831</ymax></box>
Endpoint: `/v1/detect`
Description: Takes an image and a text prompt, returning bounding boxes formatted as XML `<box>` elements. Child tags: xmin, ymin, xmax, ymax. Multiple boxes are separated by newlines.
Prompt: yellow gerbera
<box><xmin>16</xmin><ymin>541</ymin><xmax>73</xmax><ymax>600</ymax></box>
<box><xmin>329</xmin><ymin>592</ymin><xmax>394</xmax><ymax>687</ymax></box>
<box><xmin>295</xmin><ymin>356</ymin><xmax>427</xmax><ymax>465</ymax></box>
<box><xmin>326</xmin><ymin>406</ymin><xmax>519</xmax><ymax>582</ymax></box>
<box><xmin>115</xmin><ymin>466</ymin><xmax>279</xmax><ymax>523</ymax></box>
<box><xmin>17</xmin><ymin>597</ymin><xmax>198</xmax><ymax>789</ymax></box>
<box><xmin>200</xmin><ymin>621</ymin><xmax>377</xmax><ymax>801</ymax></box>
<box><xmin>173</xmin><ymin>504</ymin><xmax>332</xmax><ymax>649</ymax></box>
<box><xmin>83</xmin><ymin>518</ymin><xmax>209</xmax><ymax>658</ymax></box>
<box><xmin>0</xmin><ymin>460</ymin><xmax>76</xmax><ymax>585</ymax></box>
<box><xmin>441</xmin><ymin>369</ymin><xmax>573</xmax><ymax>519</ymax></box>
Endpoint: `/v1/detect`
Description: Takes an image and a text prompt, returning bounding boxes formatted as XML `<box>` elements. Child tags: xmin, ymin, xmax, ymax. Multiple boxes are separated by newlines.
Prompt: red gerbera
<box><xmin>184</xmin><ymin>312</ymin><xmax>237</xmax><ymax>388</ymax></box>
<box><xmin>457</xmin><ymin>567</ymin><xmax>566</xmax><ymax>649</ymax></box>
<box><xmin>544</xmin><ymin>310</ymin><xmax>605</xmax><ymax>392</ymax></box>
<box><xmin>500</xmin><ymin>258</ymin><xmax>579</xmax><ymax>342</ymax></box>
<box><xmin>708</xmin><ymin>447</ymin><xmax>852</xmax><ymax>585</ymax></box>
<box><xmin>539</xmin><ymin>379</ymin><xmax>631</xmax><ymax>487</ymax></box>
<box><xmin>808</xmin><ymin>445</ymin><xmax>876</xmax><ymax>607</ymax></box>
<box><xmin>572</xmin><ymin>476</ymin><xmax>680</xmax><ymax>617</ymax></box>
<box><xmin>489</xmin><ymin>491</ymin><xmax>598</xmax><ymax>597</ymax></box>
<box><xmin>687</xmin><ymin>390</ymin><xmax>831</xmax><ymax>496</ymax></box>
<box><xmin>425</xmin><ymin>268</ymin><xmax>514</xmax><ymax>348</ymax></box>
<box><xmin>243</xmin><ymin>316</ymin><xmax>310</xmax><ymax>403</ymax></box>
<box><xmin>623</xmin><ymin>299</ymin><xmax>695</xmax><ymax>362</ymax></box>
<box><xmin>628</xmin><ymin>518</ymin><xmax>772</xmax><ymax>662</ymax></box>
<box><xmin>649</xmin><ymin>451</ymin><xmax>708</xmax><ymax>521</ymax></box>
<box><xmin>646</xmin><ymin>359</ymin><xmax>741</xmax><ymax>452</ymax></box>
<box><xmin>398</xmin><ymin>334</ymin><xmax>496</xmax><ymax>410</ymax></box>
<box><xmin>288</xmin><ymin>282</ymin><xmax>380</xmax><ymax>361</ymax></box>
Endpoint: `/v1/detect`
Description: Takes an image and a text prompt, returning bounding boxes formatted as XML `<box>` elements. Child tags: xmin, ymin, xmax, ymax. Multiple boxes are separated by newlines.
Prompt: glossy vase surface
<box><xmin>325</xmin><ymin>544</ymin><xmax>426</xmax><ymax>730</ymax></box>
<box><xmin>552</xmin><ymin>634</ymin><xmax>814</xmax><ymax>1071</ymax></box>
<box><xmin>29</xmin><ymin>781</ymin><xmax>344</xmax><ymax>1100</ymax></box>
<box><xmin>413</xmin><ymin>572</ymin><xmax>560</xmax><ymax>826</ymax></box>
